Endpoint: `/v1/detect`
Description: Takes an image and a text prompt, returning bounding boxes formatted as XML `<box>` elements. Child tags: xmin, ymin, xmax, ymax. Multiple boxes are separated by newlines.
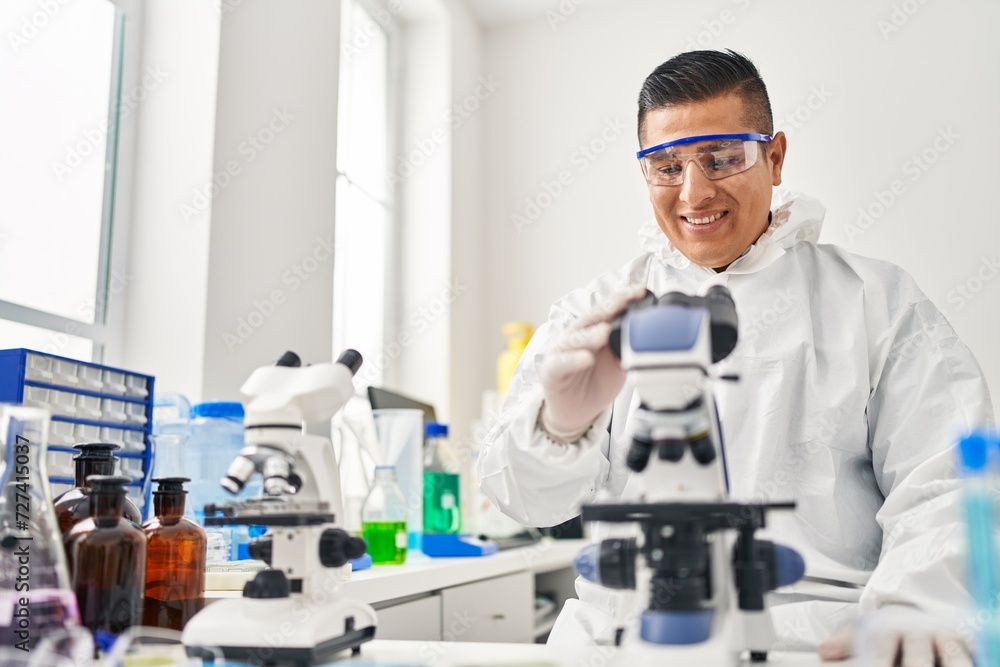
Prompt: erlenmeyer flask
<box><xmin>0</xmin><ymin>405</ymin><xmax>81</xmax><ymax>651</ymax></box>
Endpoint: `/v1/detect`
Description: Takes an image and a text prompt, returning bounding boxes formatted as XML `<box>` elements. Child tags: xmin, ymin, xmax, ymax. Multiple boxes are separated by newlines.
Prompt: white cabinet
<box><xmin>374</xmin><ymin>595</ymin><xmax>442</xmax><ymax>641</ymax></box>
<box><xmin>440</xmin><ymin>571</ymin><xmax>534</xmax><ymax>643</ymax></box>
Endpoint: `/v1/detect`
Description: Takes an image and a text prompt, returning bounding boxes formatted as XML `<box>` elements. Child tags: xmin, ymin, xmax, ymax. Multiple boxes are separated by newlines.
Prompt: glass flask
<box><xmin>0</xmin><ymin>405</ymin><xmax>82</xmax><ymax>652</ymax></box>
<box><xmin>142</xmin><ymin>477</ymin><xmax>206</xmax><ymax>631</ymax></box>
<box><xmin>64</xmin><ymin>475</ymin><xmax>147</xmax><ymax>638</ymax></box>
<box><xmin>52</xmin><ymin>443</ymin><xmax>142</xmax><ymax>538</ymax></box>
<box><xmin>361</xmin><ymin>466</ymin><xmax>408</xmax><ymax>564</ymax></box>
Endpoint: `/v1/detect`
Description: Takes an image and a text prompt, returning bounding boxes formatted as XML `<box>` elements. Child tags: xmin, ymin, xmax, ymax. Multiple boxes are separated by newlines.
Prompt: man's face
<box><xmin>640</xmin><ymin>93</ymin><xmax>786</xmax><ymax>271</ymax></box>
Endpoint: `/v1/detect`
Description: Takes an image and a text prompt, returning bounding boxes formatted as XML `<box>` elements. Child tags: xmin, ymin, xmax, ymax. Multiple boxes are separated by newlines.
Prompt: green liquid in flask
<box><xmin>362</xmin><ymin>520</ymin><xmax>407</xmax><ymax>564</ymax></box>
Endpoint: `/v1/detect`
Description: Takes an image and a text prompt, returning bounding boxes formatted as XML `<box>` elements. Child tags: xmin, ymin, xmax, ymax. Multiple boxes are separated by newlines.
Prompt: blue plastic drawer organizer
<box><xmin>0</xmin><ymin>348</ymin><xmax>155</xmax><ymax>518</ymax></box>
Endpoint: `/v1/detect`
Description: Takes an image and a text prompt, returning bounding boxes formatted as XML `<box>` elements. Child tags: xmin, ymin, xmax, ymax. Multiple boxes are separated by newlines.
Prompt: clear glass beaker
<box><xmin>371</xmin><ymin>409</ymin><xmax>423</xmax><ymax>545</ymax></box>
<box><xmin>0</xmin><ymin>405</ymin><xmax>82</xmax><ymax>652</ymax></box>
<box><xmin>361</xmin><ymin>466</ymin><xmax>408</xmax><ymax>564</ymax></box>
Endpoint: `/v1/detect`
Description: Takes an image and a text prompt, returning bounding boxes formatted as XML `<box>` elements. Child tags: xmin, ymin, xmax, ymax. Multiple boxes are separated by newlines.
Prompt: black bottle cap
<box><xmin>152</xmin><ymin>477</ymin><xmax>190</xmax><ymax>494</ymax></box>
<box><xmin>73</xmin><ymin>443</ymin><xmax>120</xmax><ymax>461</ymax></box>
<box><xmin>336</xmin><ymin>349</ymin><xmax>362</xmax><ymax>376</ymax></box>
<box><xmin>85</xmin><ymin>475</ymin><xmax>131</xmax><ymax>494</ymax></box>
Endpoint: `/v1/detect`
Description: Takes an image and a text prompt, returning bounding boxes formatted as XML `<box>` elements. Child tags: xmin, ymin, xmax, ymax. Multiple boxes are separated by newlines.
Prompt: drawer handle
<box><xmin>491</xmin><ymin>614</ymin><xmax>506</xmax><ymax>620</ymax></box>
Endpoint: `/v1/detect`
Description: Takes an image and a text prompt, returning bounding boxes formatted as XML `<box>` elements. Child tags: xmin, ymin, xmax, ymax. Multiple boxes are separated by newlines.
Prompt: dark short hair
<box><xmin>637</xmin><ymin>50</ymin><xmax>773</xmax><ymax>144</ymax></box>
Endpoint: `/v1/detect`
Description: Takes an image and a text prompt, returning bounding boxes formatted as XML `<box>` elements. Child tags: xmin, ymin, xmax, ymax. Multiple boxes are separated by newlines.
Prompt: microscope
<box><xmin>575</xmin><ymin>286</ymin><xmax>805</xmax><ymax>664</ymax></box>
<box><xmin>182</xmin><ymin>350</ymin><xmax>377</xmax><ymax>665</ymax></box>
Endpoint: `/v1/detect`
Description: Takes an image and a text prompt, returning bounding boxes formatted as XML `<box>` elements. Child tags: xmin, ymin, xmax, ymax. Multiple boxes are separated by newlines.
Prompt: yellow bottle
<box><xmin>497</xmin><ymin>322</ymin><xmax>535</xmax><ymax>395</ymax></box>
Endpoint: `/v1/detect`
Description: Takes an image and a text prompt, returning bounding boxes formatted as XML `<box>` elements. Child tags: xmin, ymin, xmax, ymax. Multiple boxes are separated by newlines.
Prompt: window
<box><xmin>334</xmin><ymin>0</ymin><xmax>395</xmax><ymax>386</ymax></box>
<box><xmin>0</xmin><ymin>0</ymin><xmax>127</xmax><ymax>361</ymax></box>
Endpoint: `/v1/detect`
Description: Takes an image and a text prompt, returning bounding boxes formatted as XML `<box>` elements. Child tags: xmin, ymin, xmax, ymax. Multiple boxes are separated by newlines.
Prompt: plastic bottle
<box><xmin>185</xmin><ymin>401</ymin><xmax>260</xmax><ymax>560</ymax></box>
<box><xmin>423</xmin><ymin>423</ymin><xmax>461</xmax><ymax>535</ymax></box>
<box><xmin>0</xmin><ymin>406</ymin><xmax>82</xmax><ymax>652</ymax></box>
<box><xmin>64</xmin><ymin>475</ymin><xmax>147</xmax><ymax>639</ymax></box>
<box><xmin>53</xmin><ymin>443</ymin><xmax>142</xmax><ymax>539</ymax></box>
<box><xmin>361</xmin><ymin>466</ymin><xmax>408</xmax><ymax>564</ymax></box>
<box><xmin>497</xmin><ymin>322</ymin><xmax>534</xmax><ymax>395</ymax></box>
<box><xmin>957</xmin><ymin>433</ymin><xmax>1000</xmax><ymax>666</ymax></box>
<box><xmin>142</xmin><ymin>477</ymin><xmax>206</xmax><ymax>631</ymax></box>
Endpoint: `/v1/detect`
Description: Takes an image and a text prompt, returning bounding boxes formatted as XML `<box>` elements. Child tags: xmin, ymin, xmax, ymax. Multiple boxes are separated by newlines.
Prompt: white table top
<box><xmin>207</xmin><ymin>538</ymin><xmax>586</xmax><ymax>604</ymax></box>
<box><xmin>338</xmin><ymin>639</ymin><xmax>843</xmax><ymax>667</ymax></box>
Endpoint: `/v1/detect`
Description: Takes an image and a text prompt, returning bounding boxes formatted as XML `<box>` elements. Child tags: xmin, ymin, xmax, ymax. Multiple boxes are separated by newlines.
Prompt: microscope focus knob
<box><xmin>319</xmin><ymin>528</ymin><xmax>368</xmax><ymax>568</ymax></box>
<box><xmin>243</xmin><ymin>569</ymin><xmax>290</xmax><ymax>599</ymax></box>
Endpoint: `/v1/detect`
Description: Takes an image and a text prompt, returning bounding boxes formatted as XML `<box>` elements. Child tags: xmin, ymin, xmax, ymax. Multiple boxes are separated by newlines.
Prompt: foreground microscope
<box><xmin>183</xmin><ymin>350</ymin><xmax>376</xmax><ymax>665</ymax></box>
<box><xmin>575</xmin><ymin>286</ymin><xmax>805</xmax><ymax>664</ymax></box>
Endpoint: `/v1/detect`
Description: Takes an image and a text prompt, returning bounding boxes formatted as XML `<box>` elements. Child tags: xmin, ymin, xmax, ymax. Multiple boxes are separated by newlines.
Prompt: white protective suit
<box><xmin>478</xmin><ymin>191</ymin><xmax>994</xmax><ymax>650</ymax></box>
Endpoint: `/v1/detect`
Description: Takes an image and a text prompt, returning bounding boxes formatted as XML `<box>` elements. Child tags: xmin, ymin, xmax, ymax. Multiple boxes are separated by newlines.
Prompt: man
<box><xmin>478</xmin><ymin>50</ymin><xmax>993</xmax><ymax>664</ymax></box>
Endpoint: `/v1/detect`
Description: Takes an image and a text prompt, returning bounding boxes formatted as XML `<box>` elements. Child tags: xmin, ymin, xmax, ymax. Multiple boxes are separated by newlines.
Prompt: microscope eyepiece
<box><xmin>336</xmin><ymin>349</ymin><xmax>363</xmax><ymax>375</ymax></box>
<box><xmin>276</xmin><ymin>351</ymin><xmax>302</xmax><ymax>367</ymax></box>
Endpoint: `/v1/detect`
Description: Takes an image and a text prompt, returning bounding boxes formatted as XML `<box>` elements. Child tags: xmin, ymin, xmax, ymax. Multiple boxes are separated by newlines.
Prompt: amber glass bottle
<box><xmin>142</xmin><ymin>477</ymin><xmax>206</xmax><ymax>630</ymax></box>
<box><xmin>64</xmin><ymin>475</ymin><xmax>147</xmax><ymax>637</ymax></box>
<box><xmin>53</xmin><ymin>443</ymin><xmax>142</xmax><ymax>539</ymax></box>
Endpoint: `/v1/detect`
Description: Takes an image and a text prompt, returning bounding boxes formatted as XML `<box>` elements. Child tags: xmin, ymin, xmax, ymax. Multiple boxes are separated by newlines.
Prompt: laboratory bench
<box><xmin>340</xmin><ymin>639</ymin><xmax>841</xmax><ymax>666</ymax></box>
<box><xmin>206</xmin><ymin>538</ymin><xmax>584</xmax><ymax>643</ymax></box>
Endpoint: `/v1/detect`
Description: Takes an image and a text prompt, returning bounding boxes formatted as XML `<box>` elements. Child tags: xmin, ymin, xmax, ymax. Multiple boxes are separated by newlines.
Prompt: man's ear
<box><xmin>768</xmin><ymin>131</ymin><xmax>787</xmax><ymax>186</ymax></box>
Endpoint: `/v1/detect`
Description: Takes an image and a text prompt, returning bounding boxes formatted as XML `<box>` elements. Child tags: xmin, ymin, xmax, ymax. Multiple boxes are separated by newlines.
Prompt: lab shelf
<box><xmin>0</xmin><ymin>348</ymin><xmax>156</xmax><ymax>518</ymax></box>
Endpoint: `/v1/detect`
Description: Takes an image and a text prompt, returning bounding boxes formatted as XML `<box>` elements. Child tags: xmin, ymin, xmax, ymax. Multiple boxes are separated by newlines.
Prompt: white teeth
<box><xmin>686</xmin><ymin>213</ymin><xmax>723</xmax><ymax>225</ymax></box>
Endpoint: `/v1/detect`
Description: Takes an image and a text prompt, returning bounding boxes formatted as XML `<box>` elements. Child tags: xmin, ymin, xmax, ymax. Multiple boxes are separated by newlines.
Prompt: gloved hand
<box><xmin>538</xmin><ymin>284</ymin><xmax>648</xmax><ymax>441</ymax></box>
<box><xmin>818</xmin><ymin>605</ymin><xmax>972</xmax><ymax>666</ymax></box>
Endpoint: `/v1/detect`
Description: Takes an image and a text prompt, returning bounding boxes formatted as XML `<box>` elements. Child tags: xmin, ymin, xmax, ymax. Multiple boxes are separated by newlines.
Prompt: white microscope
<box><xmin>183</xmin><ymin>350</ymin><xmax>377</xmax><ymax>665</ymax></box>
<box><xmin>575</xmin><ymin>286</ymin><xmax>805</xmax><ymax>665</ymax></box>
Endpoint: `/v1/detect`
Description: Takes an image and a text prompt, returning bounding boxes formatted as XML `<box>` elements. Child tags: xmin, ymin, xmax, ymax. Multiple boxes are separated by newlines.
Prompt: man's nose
<box><xmin>678</xmin><ymin>159</ymin><xmax>716</xmax><ymax>205</ymax></box>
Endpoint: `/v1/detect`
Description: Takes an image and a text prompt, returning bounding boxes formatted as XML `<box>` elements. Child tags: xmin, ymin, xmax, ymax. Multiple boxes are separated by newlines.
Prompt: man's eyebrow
<box><xmin>657</xmin><ymin>140</ymin><xmax>726</xmax><ymax>156</ymax></box>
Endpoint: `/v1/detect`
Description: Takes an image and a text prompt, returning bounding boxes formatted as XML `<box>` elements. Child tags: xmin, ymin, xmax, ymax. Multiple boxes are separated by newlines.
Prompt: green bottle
<box><xmin>422</xmin><ymin>422</ymin><xmax>461</xmax><ymax>535</ymax></box>
<box><xmin>361</xmin><ymin>467</ymin><xmax>407</xmax><ymax>564</ymax></box>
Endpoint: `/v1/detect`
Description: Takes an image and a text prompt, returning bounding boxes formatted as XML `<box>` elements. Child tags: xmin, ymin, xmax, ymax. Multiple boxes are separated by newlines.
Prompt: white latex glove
<box><xmin>818</xmin><ymin>606</ymin><xmax>972</xmax><ymax>666</ymax></box>
<box><xmin>539</xmin><ymin>284</ymin><xmax>648</xmax><ymax>441</ymax></box>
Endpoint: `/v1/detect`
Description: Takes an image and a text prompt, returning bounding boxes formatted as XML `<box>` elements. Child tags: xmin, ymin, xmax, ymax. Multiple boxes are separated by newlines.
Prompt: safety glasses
<box><xmin>637</xmin><ymin>133</ymin><xmax>772</xmax><ymax>186</ymax></box>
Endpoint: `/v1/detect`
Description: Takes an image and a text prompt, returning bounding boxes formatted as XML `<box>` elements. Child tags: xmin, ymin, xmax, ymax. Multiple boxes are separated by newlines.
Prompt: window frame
<box><xmin>333</xmin><ymin>0</ymin><xmax>401</xmax><ymax>386</ymax></box>
<box><xmin>0</xmin><ymin>0</ymin><xmax>140</xmax><ymax>362</ymax></box>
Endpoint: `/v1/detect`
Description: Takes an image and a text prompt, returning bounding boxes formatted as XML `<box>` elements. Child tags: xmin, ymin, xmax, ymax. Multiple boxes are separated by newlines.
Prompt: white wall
<box><xmin>481</xmin><ymin>0</ymin><xmax>1000</xmax><ymax>418</ymax></box>
<box><xmin>124</xmin><ymin>0</ymin><xmax>342</xmax><ymax>406</ymax></box>
<box><xmin>201</xmin><ymin>0</ymin><xmax>341</xmax><ymax>401</ymax></box>
<box><xmin>120</xmin><ymin>0</ymin><xmax>219</xmax><ymax>401</ymax></box>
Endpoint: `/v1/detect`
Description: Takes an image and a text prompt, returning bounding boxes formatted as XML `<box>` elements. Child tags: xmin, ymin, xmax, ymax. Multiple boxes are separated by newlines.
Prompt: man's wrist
<box><xmin>538</xmin><ymin>401</ymin><xmax>596</xmax><ymax>444</ymax></box>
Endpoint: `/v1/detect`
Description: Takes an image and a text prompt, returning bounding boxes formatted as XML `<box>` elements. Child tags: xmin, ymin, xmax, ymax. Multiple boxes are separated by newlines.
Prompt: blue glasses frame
<box><xmin>636</xmin><ymin>132</ymin><xmax>772</xmax><ymax>159</ymax></box>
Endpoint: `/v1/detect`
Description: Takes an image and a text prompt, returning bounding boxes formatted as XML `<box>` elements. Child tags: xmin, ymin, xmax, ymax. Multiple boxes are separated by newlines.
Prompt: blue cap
<box><xmin>192</xmin><ymin>401</ymin><xmax>245</xmax><ymax>419</ymax></box>
<box><xmin>425</xmin><ymin>422</ymin><xmax>448</xmax><ymax>437</ymax></box>
<box><xmin>958</xmin><ymin>433</ymin><xmax>990</xmax><ymax>473</ymax></box>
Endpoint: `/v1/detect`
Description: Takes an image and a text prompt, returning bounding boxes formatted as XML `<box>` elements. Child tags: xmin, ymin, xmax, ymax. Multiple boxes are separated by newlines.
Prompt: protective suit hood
<box><xmin>637</xmin><ymin>190</ymin><xmax>827</xmax><ymax>274</ymax></box>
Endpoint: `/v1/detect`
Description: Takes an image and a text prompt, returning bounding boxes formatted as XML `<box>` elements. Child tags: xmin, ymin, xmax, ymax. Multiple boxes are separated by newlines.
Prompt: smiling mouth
<box><xmin>682</xmin><ymin>211</ymin><xmax>729</xmax><ymax>226</ymax></box>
